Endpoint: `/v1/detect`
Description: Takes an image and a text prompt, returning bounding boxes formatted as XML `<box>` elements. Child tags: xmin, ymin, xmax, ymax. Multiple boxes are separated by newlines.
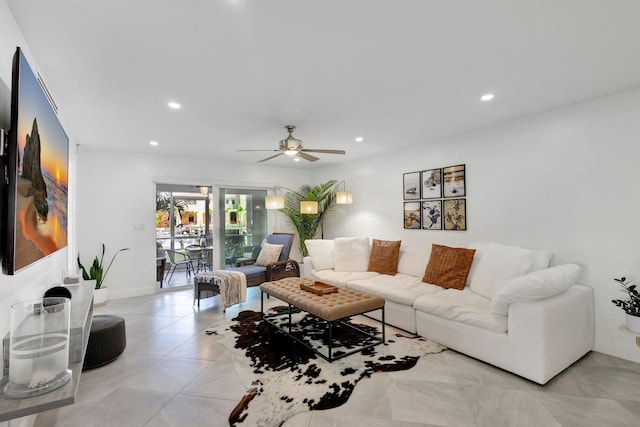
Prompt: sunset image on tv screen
<box><xmin>13</xmin><ymin>50</ymin><xmax>68</xmax><ymax>272</ymax></box>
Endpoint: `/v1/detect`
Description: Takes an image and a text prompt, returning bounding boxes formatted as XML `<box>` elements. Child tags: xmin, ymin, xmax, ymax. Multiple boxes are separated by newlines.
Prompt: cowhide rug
<box><xmin>205</xmin><ymin>306</ymin><xmax>445</xmax><ymax>427</ymax></box>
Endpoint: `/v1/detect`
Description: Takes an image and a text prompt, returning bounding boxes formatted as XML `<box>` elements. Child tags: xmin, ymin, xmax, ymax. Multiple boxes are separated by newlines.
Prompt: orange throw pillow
<box><xmin>422</xmin><ymin>244</ymin><xmax>476</xmax><ymax>290</ymax></box>
<box><xmin>367</xmin><ymin>239</ymin><xmax>401</xmax><ymax>275</ymax></box>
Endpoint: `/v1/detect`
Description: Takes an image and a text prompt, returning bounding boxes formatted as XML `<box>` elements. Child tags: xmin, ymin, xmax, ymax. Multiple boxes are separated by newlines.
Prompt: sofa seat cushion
<box><xmin>347</xmin><ymin>274</ymin><xmax>442</xmax><ymax>306</ymax></box>
<box><xmin>311</xmin><ymin>269</ymin><xmax>379</xmax><ymax>288</ymax></box>
<box><xmin>413</xmin><ymin>288</ymin><xmax>508</xmax><ymax>333</ymax></box>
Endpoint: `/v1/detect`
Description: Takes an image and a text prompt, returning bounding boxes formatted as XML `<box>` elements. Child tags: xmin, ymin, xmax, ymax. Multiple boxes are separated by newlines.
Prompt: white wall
<box><xmin>0</xmin><ymin>0</ymin><xmax>70</xmax><ymax>352</ymax></box>
<box><xmin>0</xmin><ymin>2</ymin><xmax>68</xmax><ymax>426</ymax></box>
<box><xmin>75</xmin><ymin>147</ymin><xmax>308</xmax><ymax>299</ymax></box>
<box><xmin>317</xmin><ymin>88</ymin><xmax>640</xmax><ymax>363</ymax></box>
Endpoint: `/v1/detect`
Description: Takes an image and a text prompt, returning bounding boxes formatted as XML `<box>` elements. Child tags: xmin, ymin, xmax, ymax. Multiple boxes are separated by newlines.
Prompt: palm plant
<box><xmin>156</xmin><ymin>192</ymin><xmax>189</xmax><ymax>225</ymax></box>
<box><xmin>280</xmin><ymin>180</ymin><xmax>337</xmax><ymax>257</ymax></box>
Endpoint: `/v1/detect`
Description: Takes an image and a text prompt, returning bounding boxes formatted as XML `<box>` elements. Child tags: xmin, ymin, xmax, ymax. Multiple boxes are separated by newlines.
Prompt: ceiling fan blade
<box><xmin>297</xmin><ymin>152</ymin><xmax>319</xmax><ymax>162</ymax></box>
<box><xmin>300</xmin><ymin>148</ymin><xmax>346</xmax><ymax>155</ymax></box>
<box><xmin>258</xmin><ymin>153</ymin><xmax>285</xmax><ymax>163</ymax></box>
<box><xmin>237</xmin><ymin>149</ymin><xmax>280</xmax><ymax>152</ymax></box>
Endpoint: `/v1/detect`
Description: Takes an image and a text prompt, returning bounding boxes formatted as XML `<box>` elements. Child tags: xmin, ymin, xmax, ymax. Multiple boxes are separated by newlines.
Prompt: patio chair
<box><xmin>165</xmin><ymin>249</ymin><xmax>194</xmax><ymax>282</ymax></box>
<box><xmin>224</xmin><ymin>243</ymin><xmax>242</xmax><ymax>267</ymax></box>
<box><xmin>230</xmin><ymin>232</ymin><xmax>300</xmax><ymax>287</ymax></box>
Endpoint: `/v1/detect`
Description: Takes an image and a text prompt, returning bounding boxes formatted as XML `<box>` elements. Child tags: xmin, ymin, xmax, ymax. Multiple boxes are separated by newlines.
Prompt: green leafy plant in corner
<box><xmin>78</xmin><ymin>244</ymin><xmax>130</xmax><ymax>289</ymax></box>
<box><xmin>280</xmin><ymin>180</ymin><xmax>337</xmax><ymax>257</ymax></box>
<box><xmin>611</xmin><ymin>276</ymin><xmax>640</xmax><ymax>317</ymax></box>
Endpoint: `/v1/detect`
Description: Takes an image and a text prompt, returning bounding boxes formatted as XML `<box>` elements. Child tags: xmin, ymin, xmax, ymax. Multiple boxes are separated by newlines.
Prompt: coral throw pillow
<box><xmin>422</xmin><ymin>244</ymin><xmax>476</xmax><ymax>290</ymax></box>
<box><xmin>255</xmin><ymin>243</ymin><xmax>283</xmax><ymax>266</ymax></box>
<box><xmin>367</xmin><ymin>239</ymin><xmax>402</xmax><ymax>275</ymax></box>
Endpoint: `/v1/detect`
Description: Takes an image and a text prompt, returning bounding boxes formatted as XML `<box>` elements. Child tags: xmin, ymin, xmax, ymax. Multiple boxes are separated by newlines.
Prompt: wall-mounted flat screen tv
<box><xmin>2</xmin><ymin>47</ymin><xmax>69</xmax><ymax>275</ymax></box>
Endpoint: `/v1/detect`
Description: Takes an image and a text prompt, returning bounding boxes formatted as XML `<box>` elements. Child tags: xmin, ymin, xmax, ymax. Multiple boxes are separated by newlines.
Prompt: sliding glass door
<box><xmin>218</xmin><ymin>188</ymin><xmax>267</xmax><ymax>267</ymax></box>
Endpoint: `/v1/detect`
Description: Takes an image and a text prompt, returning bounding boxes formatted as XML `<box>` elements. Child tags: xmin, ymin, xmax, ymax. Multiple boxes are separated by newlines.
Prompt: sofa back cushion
<box><xmin>422</xmin><ymin>244</ymin><xmax>476</xmax><ymax>290</ymax></box>
<box><xmin>469</xmin><ymin>242</ymin><xmax>553</xmax><ymax>299</ymax></box>
<box><xmin>367</xmin><ymin>239</ymin><xmax>401</xmax><ymax>275</ymax></box>
<box><xmin>305</xmin><ymin>239</ymin><xmax>335</xmax><ymax>271</ymax></box>
<box><xmin>334</xmin><ymin>237</ymin><xmax>371</xmax><ymax>272</ymax></box>
<box><xmin>491</xmin><ymin>264</ymin><xmax>581</xmax><ymax>315</ymax></box>
<box><xmin>397</xmin><ymin>242</ymin><xmax>432</xmax><ymax>277</ymax></box>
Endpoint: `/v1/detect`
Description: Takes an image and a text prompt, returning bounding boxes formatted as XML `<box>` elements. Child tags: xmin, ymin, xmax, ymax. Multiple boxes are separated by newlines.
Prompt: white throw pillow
<box><xmin>491</xmin><ymin>264</ymin><xmax>581</xmax><ymax>315</ymax></box>
<box><xmin>396</xmin><ymin>242</ymin><xmax>432</xmax><ymax>277</ymax></box>
<box><xmin>255</xmin><ymin>243</ymin><xmax>283</xmax><ymax>266</ymax></box>
<box><xmin>305</xmin><ymin>239</ymin><xmax>335</xmax><ymax>271</ymax></box>
<box><xmin>469</xmin><ymin>242</ymin><xmax>535</xmax><ymax>299</ymax></box>
<box><xmin>333</xmin><ymin>237</ymin><xmax>371</xmax><ymax>272</ymax></box>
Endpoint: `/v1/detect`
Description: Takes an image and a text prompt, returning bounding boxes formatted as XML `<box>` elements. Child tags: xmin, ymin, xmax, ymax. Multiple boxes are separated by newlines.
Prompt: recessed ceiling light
<box><xmin>480</xmin><ymin>94</ymin><xmax>495</xmax><ymax>102</ymax></box>
<box><xmin>294</xmin><ymin>158</ymin><xmax>301</xmax><ymax>162</ymax></box>
<box><xmin>355</xmin><ymin>137</ymin><xmax>364</xmax><ymax>142</ymax></box>
<box><xmin>167</xmin><ymin>101</ymin><xmax>181</xmax><ymax>109</ymax></box>
<box><xmin>149</xmin><ymin>140</ymin><xmax>159</xmax><ymax>146</ymax></box>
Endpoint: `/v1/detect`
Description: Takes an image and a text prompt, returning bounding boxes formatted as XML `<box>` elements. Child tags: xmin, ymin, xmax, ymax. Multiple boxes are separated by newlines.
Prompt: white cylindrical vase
<box><xmin>4</xmin><ymin>297</ymin><xmax>72</xmax><ymax>398</ymax></box>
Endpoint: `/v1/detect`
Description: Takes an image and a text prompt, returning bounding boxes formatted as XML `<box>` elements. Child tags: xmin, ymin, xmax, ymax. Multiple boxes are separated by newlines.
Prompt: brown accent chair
<box><xmin>230</xmin><ymin>232</ymin><xmax>300</xmax><ymax>287</ymax></box>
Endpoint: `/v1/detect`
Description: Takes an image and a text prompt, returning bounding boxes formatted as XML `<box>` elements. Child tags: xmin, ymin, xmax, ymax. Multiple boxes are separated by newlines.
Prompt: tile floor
<box><xmin>34</xmin><ymin>285</ymin><xmax>640</xmax><ymax>427</ymax></box>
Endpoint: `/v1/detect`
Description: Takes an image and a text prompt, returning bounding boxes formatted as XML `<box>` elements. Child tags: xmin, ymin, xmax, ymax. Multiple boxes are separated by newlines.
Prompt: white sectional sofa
<box><xmin>301</xmin><ymin>237</ymin><xmax>595</xmax><ymax>385</ymax></box>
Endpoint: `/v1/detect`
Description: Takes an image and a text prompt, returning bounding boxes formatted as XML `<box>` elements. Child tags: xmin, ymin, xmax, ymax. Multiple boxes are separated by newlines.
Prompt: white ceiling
<box><xmin>7</xmin><ymin>0</ymin><xmax>640</xmax><ymax>168</ymax></box>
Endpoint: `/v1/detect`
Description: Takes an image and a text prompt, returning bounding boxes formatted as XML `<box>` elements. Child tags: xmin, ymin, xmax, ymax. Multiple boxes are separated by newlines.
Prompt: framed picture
<box><xmin>403</xmin><ymin>172</ymin><xmax>420</xmax><ymax>200</ymax></box>
<box><xmin>422</xmin><ymin>200</ymin><xmax>442</xmax><ymax>230</ymax></box>
<box><xmin>421</xmin><ymin>168</ymin><xmax>442</xmax><ymax>199</ymax></box>
<box><xmin>443</xmin><ymin>199</ymin><xmax>466</xmax><ymax>231</ymax></box>
<box><xmin>403</xmin><ymin>202</ymin><xmax>421</xmax><ymax>229</ymax></box>
<box><xmin>443</xmin><ymin>164</ymin><xmax>465</xmax><ymax>197</ymax></box>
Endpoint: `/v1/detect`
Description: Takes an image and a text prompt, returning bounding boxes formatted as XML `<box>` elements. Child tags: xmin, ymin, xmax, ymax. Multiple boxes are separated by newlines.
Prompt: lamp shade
<box><xmin>266</xmin><ymin>195</ymin><xmax>285</xmax><ymax>209</ymax></box>
<box><xmin>300</xmin><ymin>201</ymin><xmax>318</xmax><ymax>214</ymax></box>
<box><xmin>336</xmin><ymin>191</ymin><xmax>353</xmax><ymax>204</ymax></box>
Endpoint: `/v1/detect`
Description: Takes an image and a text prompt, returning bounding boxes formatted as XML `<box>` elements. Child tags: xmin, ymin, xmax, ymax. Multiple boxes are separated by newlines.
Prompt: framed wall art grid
<box><xmin>402</xmin><ymin>164</ymin><xmax>467</xmax><ymax>231</ymax></box>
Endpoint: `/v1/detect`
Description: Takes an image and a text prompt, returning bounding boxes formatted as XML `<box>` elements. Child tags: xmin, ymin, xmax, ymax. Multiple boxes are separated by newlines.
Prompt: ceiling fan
<box><xmin>238</xmin><ymin>125</ymin><xmax>346</xmax><ymax>162</ymax></box>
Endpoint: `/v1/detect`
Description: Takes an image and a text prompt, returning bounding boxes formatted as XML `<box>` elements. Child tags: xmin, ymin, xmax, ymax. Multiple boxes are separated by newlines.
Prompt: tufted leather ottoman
<box><xmin>261</xmin><ymin>277</ymin><xmax>385</xmax><ymax>321</ymax></box>
<box><xmin>260</xmin><ymin>277</ymin><xmax>385</xmax><ymax>361</ymax></box>
<box><xmin>83</xmin><ymin>314</ymin><xmax>126</xmax><ymax>370</ymax></box>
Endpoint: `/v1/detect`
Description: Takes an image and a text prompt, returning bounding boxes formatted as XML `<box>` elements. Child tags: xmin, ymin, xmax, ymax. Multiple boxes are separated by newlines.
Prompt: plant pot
<box><xmin>625</xmin><ymin>313</ymin><xmax>640</xmax><ymax>334</ymax></box>
<box><xmin>93</xmin><ymin>287</ymin><xmax>108</xmax><ymax>307</ymax></box>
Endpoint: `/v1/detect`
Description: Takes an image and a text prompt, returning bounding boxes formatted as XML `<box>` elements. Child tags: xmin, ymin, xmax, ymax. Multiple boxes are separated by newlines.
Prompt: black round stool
<box><xmin>83</xmin><ymin>314</ymin><xmax>126</xmax><ymax>370</ymax></box>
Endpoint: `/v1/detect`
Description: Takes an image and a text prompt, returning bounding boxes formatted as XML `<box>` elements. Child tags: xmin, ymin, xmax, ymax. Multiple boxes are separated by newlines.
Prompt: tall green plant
<box><xmin>77</xmin><ymin>244</ymin><xmax>130</xmax><ymax>289</ymax></box>
<box><xmin>280</xmin><ymin>180</ymin><xmax>337</xmax><ymax>257</ymax></box>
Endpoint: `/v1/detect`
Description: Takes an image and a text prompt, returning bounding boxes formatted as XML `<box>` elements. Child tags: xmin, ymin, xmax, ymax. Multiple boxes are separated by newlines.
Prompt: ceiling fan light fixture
<box><xmin>239</xmin><ymin>124</ymin><xmax>346</xmax><ymax>163</ymax></box>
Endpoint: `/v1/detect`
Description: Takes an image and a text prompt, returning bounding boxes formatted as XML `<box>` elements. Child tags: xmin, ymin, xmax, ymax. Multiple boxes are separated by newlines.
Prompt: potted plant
<box><xmin>280</xmin><ymin>180</ymin><xmax>337</xmax><ymax>257</ymax></box>
<box><xmin>611</xmin><ymin>276</ymin><xmax>640</xmax><ymax>333</ymax></box>
<box><xmin>78</xmin><ymin>244</ymin><xmax>129</xmax><ymax>306</ymax></box>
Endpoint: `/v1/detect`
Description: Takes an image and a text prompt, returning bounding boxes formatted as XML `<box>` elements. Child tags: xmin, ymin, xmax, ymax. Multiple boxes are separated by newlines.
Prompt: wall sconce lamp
<box><xmin>199</xmin><ymin>186</ymin><xmax>209</xmax><ymax>195</ymax></box>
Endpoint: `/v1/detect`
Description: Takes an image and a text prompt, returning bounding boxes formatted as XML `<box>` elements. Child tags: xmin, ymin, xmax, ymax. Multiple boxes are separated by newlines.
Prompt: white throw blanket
<box><xmin>196</xmin><ymin>270</ymin><xmax>247</xmax><ymax>309</ymax></box>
